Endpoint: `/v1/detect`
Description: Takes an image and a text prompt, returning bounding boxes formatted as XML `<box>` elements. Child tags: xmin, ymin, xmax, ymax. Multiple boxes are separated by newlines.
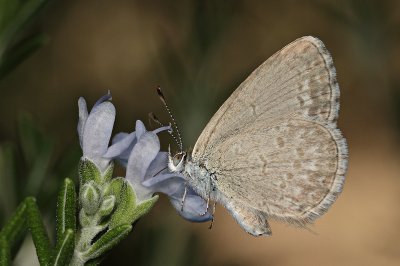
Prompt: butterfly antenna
<box><xmin>156</xmin><ymin>86</ymin><xmax>183</xmax><ymax>152</ymax></box>
<box><xmin>149</xmin><ymin>112</ymin><xmax>164</xmax><ymax>127</ymax></box>
<box><xmin>149</xmin><ymin>112</ymin><xmax>181</xmax><ymax>150</ymax></box>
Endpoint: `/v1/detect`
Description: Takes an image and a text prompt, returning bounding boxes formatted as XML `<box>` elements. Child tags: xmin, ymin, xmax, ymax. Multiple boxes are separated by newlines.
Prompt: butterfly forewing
<box><xmin>193</xmin><ymin>36</ymin><xmax>340</xmax><ymax>160</ymax></box>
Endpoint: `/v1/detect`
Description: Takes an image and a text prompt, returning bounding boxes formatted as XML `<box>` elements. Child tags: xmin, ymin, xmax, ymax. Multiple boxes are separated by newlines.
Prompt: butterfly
<box><xmin>166</xmin><ymin>36</ymin><xmax>347</xmax><ymax>236</ymax></box>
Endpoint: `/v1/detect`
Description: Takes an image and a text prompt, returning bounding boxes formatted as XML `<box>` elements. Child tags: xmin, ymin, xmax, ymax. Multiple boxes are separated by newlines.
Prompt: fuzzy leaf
<box><xmin>51</xmin><ymin>229</ymin><xmax>74</xmax><ymax>266</ymax></box>
<box><xmin>84</xmin><ymin>224</ymin><xmax>132</xmax><ymax>261</ymax></box>
<box><xmin>109</xmin><ymin>183</ymin><xmax>158</xmax><ymax>229</ymax></box>
<box><xmin>0</xmin><ymin>199</ymin><xmax>27</xmax><ymax>245</ymax></box>
<box><xmin>0</xmin><ymin>235</ymin><xmax>10</xmax><ymax>266</ymax></box>
<box><xmin>25</xmin><ymin>197</ymin><xmax>53</xmax><ymax>265</ymax></box>
<box><xmin>131</xmin><ymin>195</ymin><xmax>159</xmax><ymax>223</ymax></box>
<box><xmin>108</xmin><ymin>182</ymin><xmax>135</xmax><ymax>229</ymax></box>
<box><xmin>79</xmin><ymin>159</ymin><xmax>101</xmax><ymax>184</ymax></box>
<box><xmin>103</xmin><ymin>177</ymin><xmax>125</xmax><ymax>200</ymax></box>
<box><xmin>56</xmin><ymin>178</ymin><xmax>76</xmax><ymax>244</ymax></box>
<box><xmin>102</xmin><ymin>162</ymin><xmax>114</xmax><ymax>183</ymax></box>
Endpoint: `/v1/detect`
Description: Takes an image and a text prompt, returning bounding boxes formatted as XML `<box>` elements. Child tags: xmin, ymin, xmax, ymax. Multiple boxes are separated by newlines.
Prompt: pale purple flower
<box><xmin>78</xmin><ymin>93</ymin><xmax>212</xmax><ymax>222</ymax></box>
<box><xmin>109</xmin><ymin>120</ymin><xmax>212</xmax><ymax>222</ymax></box>
<box><xmin>77</xmin><ymin>93</ymin><xmax>115</xmax><ymax>173</ymax></box>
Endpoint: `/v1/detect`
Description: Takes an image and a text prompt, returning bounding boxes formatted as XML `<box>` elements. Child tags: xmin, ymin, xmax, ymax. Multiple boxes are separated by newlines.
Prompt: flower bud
<box><xmin>99</xmin><ymin>195</ymin><xmax>115</xmax><ymax>217</ymax></box>
<box><xmin>80</xmin><ymin>182</ymin><xmax>101</xmax><ymax>215</ymax></box>
<box><xmin>79</xmin><ymin>209</ymin><xmax>92</xmax><ymax>227</ymax></box>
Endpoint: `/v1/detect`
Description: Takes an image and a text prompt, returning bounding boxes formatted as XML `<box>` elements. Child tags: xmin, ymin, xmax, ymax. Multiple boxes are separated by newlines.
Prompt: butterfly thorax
<box><xmin>167</xmin><ymin>151</ymin><xmax>218</xmax><ymax>201</ymax></box>
<box><xmin>183</xmin><ymin>159</ymin><xmax>218</xmax><ymax>201</ymax></box>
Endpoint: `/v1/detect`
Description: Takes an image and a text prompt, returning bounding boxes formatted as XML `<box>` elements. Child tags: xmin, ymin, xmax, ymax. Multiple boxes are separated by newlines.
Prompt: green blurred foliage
<box><xmin>0</xmin><ymin>0</ymin><xmax>49</xmax><ymax>80</ymax></box>
<box><xmin>0</xmin><ymin>2</ymin><xmax>81</xmax><ymax>263</ymax></box>
<box><xmin>0</xmin><ymin>0</ymin><xmax>81</xmax><ymax>227</ymax></box>
<box><xmin>312</xmin><ymin>0</ymin><xmax>400</xmax><ymax>128</ymax></box>
<box><xmin>151</xmin><ymin>1</ymin><xmax>248</xmax><ymax>148</ymax></box>
<box><xmin>0</xmin><ymin>113</ymin><xmax>80</xmax><ymax>226</ymax></box>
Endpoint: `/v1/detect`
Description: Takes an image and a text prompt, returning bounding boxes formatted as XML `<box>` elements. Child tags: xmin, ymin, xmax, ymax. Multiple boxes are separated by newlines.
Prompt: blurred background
<box><xmin>1</xmin><ymin>0</ymin><xmax>400</xmax><ymax>265</ymax></box>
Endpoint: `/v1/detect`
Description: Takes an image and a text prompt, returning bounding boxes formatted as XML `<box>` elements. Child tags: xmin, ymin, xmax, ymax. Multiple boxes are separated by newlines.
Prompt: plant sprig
<box><xmin>0</xmin><ymin>178</ymin><xmax>76</xmax><ymax>266</ymax></box>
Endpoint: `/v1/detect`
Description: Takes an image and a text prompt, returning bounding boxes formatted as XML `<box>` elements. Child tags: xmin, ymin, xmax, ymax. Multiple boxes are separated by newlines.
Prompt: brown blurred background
<box><xmin>1</xmin><ymin>0</ymin><xmax>400</xmax><ymax>265</ymax></box>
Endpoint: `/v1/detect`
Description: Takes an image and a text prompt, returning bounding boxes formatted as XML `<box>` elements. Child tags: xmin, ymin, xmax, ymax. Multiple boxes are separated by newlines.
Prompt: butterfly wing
<box><xmin>189</xmin><ymin>36</ymin><xmax>347</xmax><ymax>232</ymax></box>
<box><xmin>207</xmin><ymin>118</ymin><xmax>347</xmax><ymax>225</ymax></box>
<box><xmin>192</xmin><ymin>36</ymin><xmax>340</xmax><ymax>161</ymax></box>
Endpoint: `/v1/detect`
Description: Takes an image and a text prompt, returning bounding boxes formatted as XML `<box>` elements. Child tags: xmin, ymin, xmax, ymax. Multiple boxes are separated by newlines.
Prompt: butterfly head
<box><xmin>168</xmin><ymin>145</ymin><xmax>187</xmax><ymax>173</ymax></box>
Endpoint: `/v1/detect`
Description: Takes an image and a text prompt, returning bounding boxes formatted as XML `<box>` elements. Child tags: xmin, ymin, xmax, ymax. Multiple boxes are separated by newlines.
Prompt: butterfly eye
<box><xmin>173</xmin><ymin>152</ymin><xmax>185</xmax><ymax>166</ymax></box>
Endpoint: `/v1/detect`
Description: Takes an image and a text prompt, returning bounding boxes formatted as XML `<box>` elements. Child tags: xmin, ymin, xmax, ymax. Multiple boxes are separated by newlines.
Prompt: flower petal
<box><xmin>170</xmin><ymin>193</ymin><xmax>213</xmax><ymax>222</ymax></box>
<box><xmin>143</xmin><ymin>174</ymin><xmax>184</xmax><ymax>196</ymax></box>
<box><xmin>112</xmin><ymin>132</ymin><xmax>129</xmax><ymax>143</ymax></box>
<box><xmin>77</xmin><ymin>97</ymin><xmax>88</xmax><ymax>148</ymax></box>
<box><xmin>152</xmin><ymin>125</ymin><xmax>172</xmax><ymax>135</ymax></box>
<box><xmin>126</xmin><ymin>131</ymin><xmax>160</xmax><ymax>201</ymax></box>
<box><xmin>82</xmin><ymin>101</ymin><xmax>115</xmax><ymax>172</ymax></box>
<box><xmin>135</xmin><ymin>120</ymin><xmax>146</xmax><ymax>139</ymax></box>
<box><xmin>143</xmin><ymin>152</ymin><xmax>169</xmax><ymax>180</ymax></box>
<box><xmin>103</xmin><ymin>131</ymin><xmax>136</xmax><ymax>159</ymax></box>
<box><xmin>93</xmin><ymin>91</ymin><xmax>112</xmax><ymax>109</ymax></box>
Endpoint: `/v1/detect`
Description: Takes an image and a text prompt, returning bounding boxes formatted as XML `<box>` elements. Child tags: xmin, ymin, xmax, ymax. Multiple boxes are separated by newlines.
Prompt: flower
<box><xmin>109</xmin><ymin>120</ymin><xmax>212</xmax><ymax>222</ymax></box>
<box><xmin>78</xmin><ymin>93</ymin><xmax>212</xmax><ymax>222</ymax></box>
<box><xmin>77</xmin><ymin>92</ymin><xmax>115</xmax><ymax>173</ymax></box>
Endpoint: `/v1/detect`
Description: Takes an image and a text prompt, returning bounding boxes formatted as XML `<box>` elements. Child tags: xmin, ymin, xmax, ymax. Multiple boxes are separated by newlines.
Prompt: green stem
<box><xmin>70</xmin><ymin>221</ymin><xmax>106</xmax><ymax>266</ymax></box>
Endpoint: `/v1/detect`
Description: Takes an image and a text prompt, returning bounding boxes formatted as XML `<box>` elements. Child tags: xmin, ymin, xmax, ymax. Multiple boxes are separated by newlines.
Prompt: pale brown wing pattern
<box><xmin>193</xmin><ymin>36</ymin><xmax>339</xmax><ymax>161</ymax></box>
<box><xmin>207</xmin><ymin>118</ymin><xmax>347</xmax><ymax>224</ymax></box>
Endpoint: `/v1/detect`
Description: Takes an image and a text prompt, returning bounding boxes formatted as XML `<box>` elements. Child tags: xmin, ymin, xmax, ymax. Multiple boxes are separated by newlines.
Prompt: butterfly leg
<box><xmin>208</xmin><ymin>202</ymin><xmax>217</xmax><ymax>229</ymax></box>
<box><xmin>199</xmin><ymin>196</ymin><xmax>210</xmax><ymax>216</ymax></box>
<box><xmin>200</xmin><ymin>173</ymin><xmax>215</xmax><ymax>215</ymax></box>
<box><xmin>180</xmin><ymin>185</ymin><xmax>187</xmax><ymax>211</ymax></box>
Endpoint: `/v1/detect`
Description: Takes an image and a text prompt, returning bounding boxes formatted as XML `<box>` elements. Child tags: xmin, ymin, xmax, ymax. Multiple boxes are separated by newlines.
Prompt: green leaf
<box><xmin>0</xmin><ymin>235</ymin><xmax>10</xmax><ymax>266</ymax></box>
<box><xmin>24</xmin><ymin>140</ymin><xmax>53</xmax><ymax>197</ymax></box>
<box><xmin>18</xmin><ymin>113</ymin><xmax>54</xmax><ymax>197</ymax></box>
<box><xmin>56</xmin><ymin>178</ymin><xmax>76</xmax><ymax>244</ymax></box>
<box><xmin>0</xmin><ymin>0</ymin><xmax>48</xmax><ymax>51</ymax></box>
<box><xmin>18</xmin><ymin>113</ymin><xmax>43</xmax><ymax>167</ymax></box>
<box><xmin>130</xmin><ymin>195</ymin><xmax>159</xmax><ymax>223</ymax></box>
<box><xmin>101</xmin><ymin>162</ymin><xmax>114</xmax><ymax>183</ymax></box>
<box><xmin>0</xmin><ymin>143</ymin><xmax>17</xmax><ymax>220</ymax></box>
<box><xmin>0</xmin><ymin>199</ymin><xmax>27</xmax><ymax>246</ymax></box>
<box><xmin>109</xmin><ymin>182</ymin><xmax>158</xmax><ymax>229</ymax></box>
<box><xmin>85</xmin><ymin>258</ymin><xmax>102</xmax><ymax>266</ymax></box>
<box><xmin>103</xmin><ymin>177</ymin><xmax>124</xmax><ymax>199</ymax></box>
<box><xmin>84</xmin><ymin>224</ymin><xmax>132</xmax><ymax>261</ymax></box>
<box><xmin>78</xmin><ymin>159</ymin><xmax>101</xmax><ymax>185</ymax></box>
<box><xmin>0</xmin><ymin>0</ymin><xmax>19</xmax><ymax>32</ymax></box>
<box><xmin>25</xmin><ymin>197</ymin><xmax>53</xmax><ymax>265</ymax></box>
<box><xmin>108</xmin><ymin>182</ymin><xmax>135</xmax><ymax>229</ymax></box>
<box><xmin>51</xmin><ymin>229</ymin><xmax>74</xmax><ymax>266</ymax></box>
<box><xmin>0</xmin><ymin>33</ymin><xmax>48</xmax><ymax>80</ymax></box>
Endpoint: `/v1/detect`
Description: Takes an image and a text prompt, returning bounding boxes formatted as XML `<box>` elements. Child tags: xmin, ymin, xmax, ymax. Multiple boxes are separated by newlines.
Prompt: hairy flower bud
<box><xmin>80</xmin><ymin>182</ymin><xmax>101</xmax><ymax>215</ymax></box>
<box><xmin>99</xmin><ymin>195</ymin><xmax>115</xmax><ymax>217</ymax></box>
